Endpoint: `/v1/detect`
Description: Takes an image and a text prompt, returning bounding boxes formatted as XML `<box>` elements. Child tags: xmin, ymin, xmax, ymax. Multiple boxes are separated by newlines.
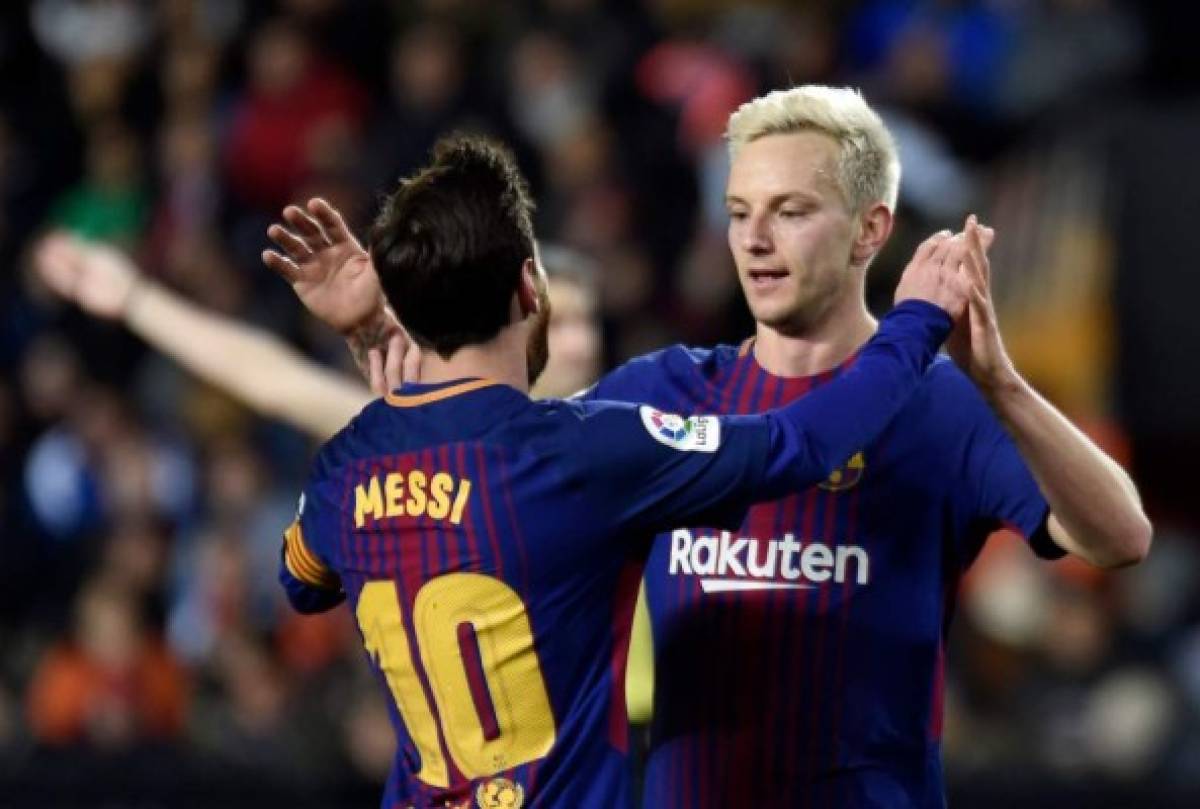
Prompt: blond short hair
<box><xmin>726</xmin><ymin>86</ymin><xmax>900</xmax><ymax>213</ymax></box>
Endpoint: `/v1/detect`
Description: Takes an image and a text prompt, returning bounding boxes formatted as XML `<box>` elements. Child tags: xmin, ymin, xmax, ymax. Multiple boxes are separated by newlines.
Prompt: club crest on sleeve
<box><xmin>476</xmin><ymin>777</ymin><xmax>524</xmax><ymax>809</ymax></box>
<box><xmin>819</xmin><ymin>451</ymin><xmax>865</xmax><ymax>491</ymax></box>
<box><xmin>639</xmin><ymin>406</ymin><xmax>721</xmax><ymax>452</ymax></box>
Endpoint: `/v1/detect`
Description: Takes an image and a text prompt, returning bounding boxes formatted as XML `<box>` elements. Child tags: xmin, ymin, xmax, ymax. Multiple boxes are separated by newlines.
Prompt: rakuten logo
<box><xmin>668</xmin><ymin>529</ymin><xmax>870</xmax><ymax>593</ymax></box>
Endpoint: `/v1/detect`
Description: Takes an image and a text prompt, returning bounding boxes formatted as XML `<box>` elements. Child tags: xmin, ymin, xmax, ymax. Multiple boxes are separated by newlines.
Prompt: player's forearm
<box><xmin>762</xmin><ymin>301</ymin><xmax>951</xmax><ymax>494</ymax></box>
<box><xmin>127</xmin><ymin>282</ymin><xmax>371</xmax><ymax>438</ymax></box>
<box><xmin>985</xmin><ymin>373</ymin><xmax>1151</xmax><ymax>568</ymax></box>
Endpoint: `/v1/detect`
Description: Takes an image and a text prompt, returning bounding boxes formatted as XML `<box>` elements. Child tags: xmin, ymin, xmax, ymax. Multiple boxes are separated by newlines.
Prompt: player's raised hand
<box><xmin>946</xmin><ymin>215</ymin><xmax>1016</xmax><ymax>394</ymax></box>
<box><xmin>893</xmin><ymin>228</ymin><xmax>974</xmax><ymax>321</ymax></box>
<box><xmin>33</xmin><ymin>231</ymin><xmax>140</xmax><ymax>320</ymax></box>
<box><xmin>263</xmin><ymin>197</ymin><xmax>385</xmax><ymax>336</ymax></box>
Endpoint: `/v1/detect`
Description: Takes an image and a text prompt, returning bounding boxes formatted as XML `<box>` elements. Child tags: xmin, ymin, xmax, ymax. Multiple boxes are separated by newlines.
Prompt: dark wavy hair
<box><xmin>369</xmin><ymin>134</ymin><xmax>536</xmax><ymax>359</ymax></box>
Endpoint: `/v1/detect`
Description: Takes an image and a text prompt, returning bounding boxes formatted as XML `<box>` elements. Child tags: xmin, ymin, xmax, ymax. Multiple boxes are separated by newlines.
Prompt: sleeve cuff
<box><xmin>1015</xmin><ymin>509</ymin><xmax>1067</xmax><ymax>561</ymax></box>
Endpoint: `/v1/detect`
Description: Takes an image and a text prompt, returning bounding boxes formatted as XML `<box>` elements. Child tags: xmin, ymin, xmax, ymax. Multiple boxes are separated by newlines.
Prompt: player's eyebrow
<box><xmin>725</xmin><ymin>191</ymin><xmax>822</xmax><ymax>207</ymax></box>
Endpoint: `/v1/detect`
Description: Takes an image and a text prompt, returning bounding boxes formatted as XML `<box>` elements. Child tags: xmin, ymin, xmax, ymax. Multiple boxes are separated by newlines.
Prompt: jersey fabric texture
<box><xmin>587</xmin><ymin>328</ymin><xmax>1062</xmax><ymax>809</ymax></box>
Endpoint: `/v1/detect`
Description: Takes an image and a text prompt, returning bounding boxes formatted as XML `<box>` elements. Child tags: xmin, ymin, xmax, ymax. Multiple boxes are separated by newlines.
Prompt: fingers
<box><xmin>979</xmin><ymin>225</ymin><xmax>995</xmax><ymax>252</ymax></box>
<box><xmin>307</xmin><ymin>197</ymin><xmax>353</xmax><ymax>244</ymax></box>
<box><xmin>367</xmin><ymin>346</ymin><xmax>387</xmax><ymax>397</ymax></box>
<box><xmin>968</xmin><ymin>284</ymin><xmax>993</xmax><ymax>324</ymax></box>
<box><xmin>266</xmin><ymin>223</ymin><xmax>313</xmax><ymax>261</ymax></box>
<box><xmin>385</xmin><ymin>332</ymin><xmax>407</xmax><ymax>390</ymax></box>
<box><xmin>400</xmin><ymin>334</ymin><xmax>421</xmax><ymax>386</ymax></box>
<box><xmin>953</xmin><ymin>260</ymin><xmax>977</xmax><ymax>304</ymax></box>
<box><xmin>282</xmin><ymin>205</ymin><xmax>330</xmax><ymax>246</ymax></box>
<box><xmin>934</xmin><ymin>234</ymin><xmax>972</xmax><ymax>318</ymax></box>
<box><xmin>930</xmin><ymin>231</ymin><xmax>962</xmax><ymax>270</ymax></box>
<box><xmin>961</xmin><ymin>216</ymin><xmax>992</xmax><ymax>288</ymax></box>
<box><xmin>261</xmin><ymin>249</ymin><xmax>301</xmax><ymax>283</ymax></box>
<box><xmin>369</xmin><ymin>332</ymin><xmax>416</xmax><ymax>396</ymax></box>
<box><xmin>912</xmin><ymin>229</ymin><xmax>952</xmax><ymax>265</ymax></box>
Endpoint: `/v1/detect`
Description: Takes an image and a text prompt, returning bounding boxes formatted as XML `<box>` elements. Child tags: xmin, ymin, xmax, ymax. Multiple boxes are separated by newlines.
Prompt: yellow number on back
<box><xmin>415</xmin><ymin>574</ymin><xmax>555</xmax><ymax>776</ymax></box>
<box><xmin>356</xmin><ymin>574</ymin><xmax>556</xmax><ymax>788</ymax></box>
<box><xmin>357</xmin><ymin>581</ymin><xmax>450</xmax><ymax>786</ymax></box>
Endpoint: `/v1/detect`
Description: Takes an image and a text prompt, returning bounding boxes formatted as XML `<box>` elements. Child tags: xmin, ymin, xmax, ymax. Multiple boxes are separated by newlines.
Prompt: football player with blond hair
<box><xmin>272</xmin><ymin>86</ymin><xmax>1149</xmax><ymax>808</ymax></box>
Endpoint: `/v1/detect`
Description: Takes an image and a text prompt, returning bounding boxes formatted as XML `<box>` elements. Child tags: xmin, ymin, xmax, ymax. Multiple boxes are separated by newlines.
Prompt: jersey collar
<box><xmin>384</xmin><ymin>377</ymin><xmax>506</xmax><ymax>407</ymax></box>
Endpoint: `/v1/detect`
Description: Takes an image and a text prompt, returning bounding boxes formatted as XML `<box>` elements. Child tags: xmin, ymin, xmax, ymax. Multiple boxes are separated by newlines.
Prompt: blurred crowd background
<box><xmin>1</xmin><ymin>0</ymin><xmax>1198</xmax><ymax>806</ymax></box>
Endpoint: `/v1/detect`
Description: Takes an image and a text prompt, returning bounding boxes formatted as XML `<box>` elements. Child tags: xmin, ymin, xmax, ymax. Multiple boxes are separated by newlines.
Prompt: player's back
<box><xmin>290</xmin><ymin>378</ymin><xmax>669</xmax><ymax>809</ymax></box>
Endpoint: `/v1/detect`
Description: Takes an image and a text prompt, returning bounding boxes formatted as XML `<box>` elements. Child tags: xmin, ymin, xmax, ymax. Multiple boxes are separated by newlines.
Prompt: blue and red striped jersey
<box><xmin>587</xmin><ymin>340</ymin><xmax>1062</xmax><ymax>809</ymax></box>
<box><xmin>278</xmin><ymin>302</ymin><xmax>955</xmax><ymax>808</ymax></box>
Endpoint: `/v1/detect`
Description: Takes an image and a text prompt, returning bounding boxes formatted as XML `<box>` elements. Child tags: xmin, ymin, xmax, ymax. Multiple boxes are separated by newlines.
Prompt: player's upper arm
<box><xmin>572</xmin><ymin>400</ymin><xmax>772</xmax><ymax>534</ymax></box>
<box><xmin>279</xmin><ymin>462</ymin><xmax>347</xmax><ymax>614</ymax></box>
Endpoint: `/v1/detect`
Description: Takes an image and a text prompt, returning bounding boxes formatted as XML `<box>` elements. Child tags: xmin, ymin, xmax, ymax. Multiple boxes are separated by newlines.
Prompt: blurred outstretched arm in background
<box><xmin>34</xmin><ymin>232</ymin><xmax>378</xmax><ymax>439</ymax></box>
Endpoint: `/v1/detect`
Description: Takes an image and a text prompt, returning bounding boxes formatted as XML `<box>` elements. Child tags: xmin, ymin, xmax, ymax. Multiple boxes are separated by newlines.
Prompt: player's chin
<box><xmin>745</xmin><ymin>296</ymin><xmax>801</xmax><ymax>328</ymax></box>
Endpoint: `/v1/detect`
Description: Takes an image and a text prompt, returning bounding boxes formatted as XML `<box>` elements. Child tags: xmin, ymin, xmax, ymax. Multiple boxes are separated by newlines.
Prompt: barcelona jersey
<box><xmin>279</xmin><ymin>302</ymin><xmax>954</xmax><ymax>808</ymax></box>
<box><xmin>588</xmin><ymin>340</ymin><xmax>1063</xmax><ymax>808</ymax></box>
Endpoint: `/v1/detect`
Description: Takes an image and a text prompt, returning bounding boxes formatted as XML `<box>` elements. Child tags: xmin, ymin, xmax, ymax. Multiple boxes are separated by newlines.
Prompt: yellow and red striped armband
<box><xmin>282</xmin><ymin>520</ymin><xmax>341</xmax><ymax>590</ymax></box>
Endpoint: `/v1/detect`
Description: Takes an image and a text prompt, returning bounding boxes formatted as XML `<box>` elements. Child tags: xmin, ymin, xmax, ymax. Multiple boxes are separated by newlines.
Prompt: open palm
<box><xmin>262</xmin><ymin>197</ymin><xmax>385</xmax><ymax>335</ymax></box>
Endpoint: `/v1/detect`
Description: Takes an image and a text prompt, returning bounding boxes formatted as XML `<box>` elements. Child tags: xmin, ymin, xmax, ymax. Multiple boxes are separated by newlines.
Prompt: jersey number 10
<box><xmin>356</xmin><ymin>573</ymin><xmax>557</xmax><ymax>788</ymax></box>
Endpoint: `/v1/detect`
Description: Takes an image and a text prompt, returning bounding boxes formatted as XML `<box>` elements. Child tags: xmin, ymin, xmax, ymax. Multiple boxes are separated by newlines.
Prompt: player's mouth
<box><xmin>747</xmin><ymin>268</ymin><xmax>789</xmax><ymax>290</ymax></box>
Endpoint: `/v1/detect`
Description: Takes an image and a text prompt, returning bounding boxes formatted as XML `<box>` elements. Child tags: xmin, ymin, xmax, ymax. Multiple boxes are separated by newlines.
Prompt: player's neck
<box><xmin>418</xmin><ymin>327</ymin><xmax>531</xmax><ymax>395</ymax></box>
<box><xmin>752</xmin><ymin>294</ymin><xmax>877</xmax><ymax>378</ymax></box>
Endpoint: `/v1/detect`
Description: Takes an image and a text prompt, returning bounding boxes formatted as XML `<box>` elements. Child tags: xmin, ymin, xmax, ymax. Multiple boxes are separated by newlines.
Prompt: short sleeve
<box><xmin>963</xmin><ymin>404</ymin><xmax>1061</xmax><ymax>560</ymax></box>
<box><xmin>279</xmin><ymin>469</ymin><xmax>345</xmax><ymax>613</ymax></box>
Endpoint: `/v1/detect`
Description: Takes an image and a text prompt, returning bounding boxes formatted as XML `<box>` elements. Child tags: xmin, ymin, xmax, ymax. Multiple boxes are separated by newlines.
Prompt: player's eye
<box><xmin>727</xmin><ymin>210</ymin><xmax>748</xmax><ymax>221</ymax></box>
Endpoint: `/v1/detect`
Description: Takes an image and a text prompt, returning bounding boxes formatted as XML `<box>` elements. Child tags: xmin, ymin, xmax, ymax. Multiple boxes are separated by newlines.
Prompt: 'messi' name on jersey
<box><xmin>354</xmin><ymin>470</ymin><xmax>472</xmax><ymax>528</ymax></box>
<box><xmin>668</xmin><ymin>528</ymin><xmax>870</xmax><ymax>593</ymax></box>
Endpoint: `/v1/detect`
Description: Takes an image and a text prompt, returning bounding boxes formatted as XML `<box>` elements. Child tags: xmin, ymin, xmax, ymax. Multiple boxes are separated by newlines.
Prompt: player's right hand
<box><xmin>33</xmin><ymin>231</ymin><xmax>140</xmax><ymax>321</ymax></box>
<box><xmin>893</xmin><ymin>227</ymin><xmax>975</xmax><ymax>321</ymax></box>
<box><xmin>367</xmin><ymin>331</ymin><xmax>421</xmax><ymax>397</ymax></box>
<box><xmin>262</xmin><ymin>197</ymin><xmax>386</xmax><ymax>336</ymax></box>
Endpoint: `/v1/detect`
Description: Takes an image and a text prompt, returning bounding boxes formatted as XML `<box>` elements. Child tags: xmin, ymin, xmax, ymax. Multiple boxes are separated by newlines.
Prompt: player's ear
<box><xmin>850</xmin><ymin>202</ymin><xmax>893</xmax><ymax>269</ymax></box>
<box><xmin>516</xmin><ymin>257</ymin><xmax>540</xmax><ymax>318</ymax></box>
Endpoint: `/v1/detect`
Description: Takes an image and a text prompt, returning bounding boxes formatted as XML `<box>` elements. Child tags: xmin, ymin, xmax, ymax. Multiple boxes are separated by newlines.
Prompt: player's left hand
<box><xmin>946</xmin><ymin>215</ymin><xmax>1017</xmax><ymax>396</ymax></box>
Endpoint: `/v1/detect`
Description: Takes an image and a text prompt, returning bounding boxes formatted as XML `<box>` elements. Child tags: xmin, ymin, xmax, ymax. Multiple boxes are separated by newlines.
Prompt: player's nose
<box><xmin>740</xmin><ymin>212</ymin><xmax>772</xmax><ymax>255</ymax></box>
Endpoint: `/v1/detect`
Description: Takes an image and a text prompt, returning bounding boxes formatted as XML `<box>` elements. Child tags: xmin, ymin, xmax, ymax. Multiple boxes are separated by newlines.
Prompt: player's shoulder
<box><xmin>910</xmin><ymin>356</ymin><xmax>995</xmax><ymax>425</ymax></box>
<box><xmin>309</xmin><ymin>398</ymin><xmax>389</xmax><ymax>478</ymax></box>
<box><xmin>923</xmin><ymin>356</ymin><xmax>983</xmax><ymax>397</ymax></box>
<box><xmin>624</xmin><ymin>342</ymin><xmax>740</xmax><ymax>375</ymax></box>
<box><xmin>589</xmin><ymin>342</ymin><xmax>741</xmax><ymax>399</ymax></box>
<box><xmin>531</xmin><ymin>395</ymin><xmax>639</xmax><ymax>429</ymax></box>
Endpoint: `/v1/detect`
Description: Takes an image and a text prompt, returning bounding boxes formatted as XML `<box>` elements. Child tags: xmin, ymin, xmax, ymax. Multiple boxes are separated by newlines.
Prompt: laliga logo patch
<box><xmin>651</xmin><ymin>409</ymin><xmax>691</xmax><ymax>441</ymax></box>
<box><xmin>819</xmin><ymin>451</ymin><xmax>865</xmax><ymax>491</ymax></box>
<box><xmin>476</xmin><ymin>777</ymin><xmax>524</xmax><ymax>809</ymax></box>
<box><xmin>639</xmin><ymin>406</ymin><xmax>721</xmax><ymax>453</ymax></box>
